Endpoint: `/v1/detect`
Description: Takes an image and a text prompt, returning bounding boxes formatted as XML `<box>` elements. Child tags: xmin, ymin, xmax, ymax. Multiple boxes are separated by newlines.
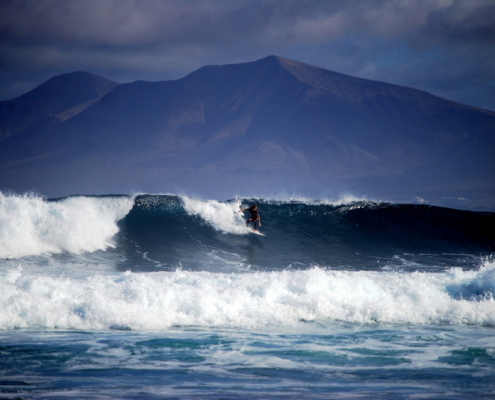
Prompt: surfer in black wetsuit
<box><xmin>239</xmin><ymin>205</ymin><xmax>261</xmax><ymax>231</ymax></box>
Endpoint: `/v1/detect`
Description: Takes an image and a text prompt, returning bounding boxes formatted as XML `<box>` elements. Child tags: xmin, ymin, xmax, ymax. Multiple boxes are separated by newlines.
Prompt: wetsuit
<box><xmin>247</xmin><ymin>209</ymin><xmax>260</xmax><ymax>230</ymax></box>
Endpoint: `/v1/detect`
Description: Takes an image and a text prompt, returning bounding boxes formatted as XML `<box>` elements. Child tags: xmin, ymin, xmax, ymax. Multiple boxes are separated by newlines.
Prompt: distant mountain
<box><xmin>0</xmin><ymin>56</ymin><xmax>494</xmax><ymax>209</ymax></box>
<box><xmin>0</xmin><ymin>71</ymin><xmax>120</xmax><ymax>140</ymax></box>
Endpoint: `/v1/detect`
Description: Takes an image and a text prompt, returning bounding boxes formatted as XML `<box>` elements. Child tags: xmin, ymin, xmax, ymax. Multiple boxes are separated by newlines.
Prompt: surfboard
<box><xmin>252</xmin><ymin>230</ymin><xmax>266</xmax><ymax>236</ymax></box>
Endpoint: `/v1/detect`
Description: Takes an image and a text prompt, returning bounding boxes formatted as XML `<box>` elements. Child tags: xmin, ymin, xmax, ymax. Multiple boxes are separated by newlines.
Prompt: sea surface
<box><xmin>1</xmin><ymin>193</ymin><xmax>494</xmax><ymax>399</ymax></box>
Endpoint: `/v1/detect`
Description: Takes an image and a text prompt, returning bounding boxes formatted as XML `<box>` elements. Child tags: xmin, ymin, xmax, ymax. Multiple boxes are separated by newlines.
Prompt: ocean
<box><xmin>1</xmin><ymin>193</ymin><xmax>494</xmax><ymax>399</ymax></box>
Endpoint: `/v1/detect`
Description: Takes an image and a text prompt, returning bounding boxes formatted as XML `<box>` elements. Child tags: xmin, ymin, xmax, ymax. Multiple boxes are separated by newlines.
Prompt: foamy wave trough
<box><xmin>1</xmin><ymin>262</ymin><xmax>494</xmax><ymax>330</ymax></box>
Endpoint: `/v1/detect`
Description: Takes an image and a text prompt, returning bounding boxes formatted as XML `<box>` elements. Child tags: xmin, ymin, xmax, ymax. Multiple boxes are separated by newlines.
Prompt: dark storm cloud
<box><xmin>1</xmin><ymin>0</ymin><xmax>494</xmax><ymax>110</ymax></box>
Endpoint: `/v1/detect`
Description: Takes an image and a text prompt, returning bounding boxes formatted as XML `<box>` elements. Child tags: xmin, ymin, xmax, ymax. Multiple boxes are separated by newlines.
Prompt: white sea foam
<box><xmin>182</xmin><ymin>197</ymin><xmax>252</xmax><ymax>234</ymax></box>
<box><xmin>1</xmin><ymin>261</ymin><xmax>494</xmax><ymax>330</ymax></box>
<box><xmin>0</xmin><ymin>193</ymin><xmax>134</xmax><ymax>259</ymax></box>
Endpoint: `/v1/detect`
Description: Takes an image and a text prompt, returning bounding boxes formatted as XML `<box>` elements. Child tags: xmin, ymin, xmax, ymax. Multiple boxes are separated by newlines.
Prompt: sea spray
<box><xmin>0</xmin><ymin>193</ymin><xmax>134</xmax><ymax>258</ymax></box>
<box><xmin>182</xmin><ymin>197</ymin><xmax>251</xmax><ymax>234</ymax></box>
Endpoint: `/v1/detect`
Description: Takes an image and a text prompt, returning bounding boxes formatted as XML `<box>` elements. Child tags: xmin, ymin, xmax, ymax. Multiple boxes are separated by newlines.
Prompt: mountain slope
<box><xmin>0</xmin><ymin>56</ymin><xmax>493</xmax><ymax>209</ymax></box>
<box><xmin>0</xmin><ymin>71</ymin><xmax>120</xmax><ymax>140</ymax></box>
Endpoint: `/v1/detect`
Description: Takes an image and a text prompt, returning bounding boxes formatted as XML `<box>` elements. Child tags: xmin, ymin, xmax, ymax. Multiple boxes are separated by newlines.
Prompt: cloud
<box><xmin>1</xmin><ymin>0</ymin><xmax>494</xmax><ymax>110</ymax></box>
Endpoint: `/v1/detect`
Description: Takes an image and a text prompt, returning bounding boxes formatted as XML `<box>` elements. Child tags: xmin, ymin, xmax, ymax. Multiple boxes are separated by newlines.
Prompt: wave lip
<box><xmin>0</xmin><ymin>193</ymin><xmax>134</xmax><ymax>259</ymax></box>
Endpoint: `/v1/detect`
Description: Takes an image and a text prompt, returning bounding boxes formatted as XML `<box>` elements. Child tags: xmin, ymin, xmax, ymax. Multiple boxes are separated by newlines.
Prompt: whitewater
<box><xmin>1</xmin><ymin>192</ymin><xmax>494</xmax><ymax>399</ymax></box>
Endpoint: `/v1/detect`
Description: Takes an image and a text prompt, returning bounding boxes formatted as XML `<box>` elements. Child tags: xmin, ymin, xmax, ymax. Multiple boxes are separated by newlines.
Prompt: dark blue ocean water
<box><xmin>0</xmin><ymin>193</ymin><xmax>494</xmax><ymax>399</ymax></box>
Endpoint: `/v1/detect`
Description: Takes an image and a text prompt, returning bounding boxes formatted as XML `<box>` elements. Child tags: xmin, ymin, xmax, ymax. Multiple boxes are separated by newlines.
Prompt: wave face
<box><xmin>116</xmin><ymin>194</ymin><xmax>495</xmax><ymax>272</ymax></box>
<box><xmin>1</xmin><ymin>193</ymin><xmax>494</xmax><ymax>271</ymax></box>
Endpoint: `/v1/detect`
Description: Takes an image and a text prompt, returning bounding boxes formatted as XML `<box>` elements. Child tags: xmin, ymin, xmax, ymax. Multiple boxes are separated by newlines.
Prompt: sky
<box><xmin>1</xmin><ymin>0</ymin><xmax>495</xmax><ymax>111</ymax></box>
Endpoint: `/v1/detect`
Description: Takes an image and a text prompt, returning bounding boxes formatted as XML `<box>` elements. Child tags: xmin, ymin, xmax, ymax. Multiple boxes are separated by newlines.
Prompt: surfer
<box><xmin>239</xmin><ymin>205</ymin><xmax>261</xmax><ymax>232</ymax></box>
